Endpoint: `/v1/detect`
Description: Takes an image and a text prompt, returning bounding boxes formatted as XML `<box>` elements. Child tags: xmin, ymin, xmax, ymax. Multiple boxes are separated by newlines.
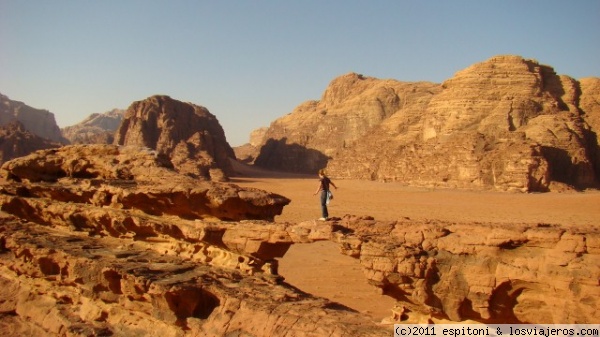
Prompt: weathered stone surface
<box><xmin>0</xmin><ymin>216</ymin><xmax>387</xmax><ymax>336</ymax></box>
<box><xmin>62</xmin><ymin>109</ymin><xmax>125</xmax><ymax>144</ymax></box>
<box><xmin>0</xmin><ymin>144</ymin><xmax>290</xmax><ymax>221</ymax></box>
<box><xmin>0</xmin><ymin>93</ymin><xmax>67</xmax><ymax>144</ymax></box>
<box><xmin>0</xmin><ymin>144</ymin><xmax>393</xmax><ymax>335</ymax></box>
<box><xmin>114</xmin><ymin>95</ymin><xmax>235</xmax><ymax>181</ymax></box>
<box><xmin>330</xmin><ymin>215</ymin><xmax>600</xmax><ymax>324</ymax></box>
<box><xmin>580</xmin><ymin>77</ymin><xmax>600</xmax><ymax>180</ymax></box>
<box><xmin>0</xmin><ymin>121</ymin><xmax>61</xmax><ymax>165</ymax></box>
<box><xmin>254</xmin><ymin>73</ymin><xmax>440</xmax><ymax>174</ymax></box>
<box><xmin>252</xmin><ymin>56</ymin><xmax>599</xmax><ymax>191</ymax></box>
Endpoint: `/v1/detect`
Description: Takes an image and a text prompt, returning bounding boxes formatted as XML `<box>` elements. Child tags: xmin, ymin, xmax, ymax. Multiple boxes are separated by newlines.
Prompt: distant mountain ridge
<box><xmin>248</xmin><ymin>55</ymin><xmax>600</xmax><ymax>192</ymax></box>
<box><xmin>61</xmin><ymin>108</ymin><xmax>125</xmax><ymax>144</ymax></box>
<box><xmin>0</xmin><ymin>93</ymin><xmax>67</xmax><ymax>143</ymax></box>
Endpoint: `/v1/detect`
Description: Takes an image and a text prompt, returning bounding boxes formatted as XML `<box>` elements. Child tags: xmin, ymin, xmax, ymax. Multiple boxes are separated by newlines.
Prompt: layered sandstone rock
<box><xmin>0</xmin><ymin>121</ymin><xmax>61</xmax><ymax>164</ymax></box>
<box><xmin>0</xmin><ymin>144</ymin><xmax>393</xmax><ymax>335</ymax></box>
<box><xmin>0</xmin><ymin>214</ymin><xmax>385</xmax><ymax>336</ymax></box>
<box><xmin>328</xmin><ymin>215</ymin><xmax>599</xmax><ymax>324</ymax></box>
<box><xmin>0</xmin><ymin>142</ymin><xmax>596</xmax><ymax>333</ymax></box>
<box><xmin>62</xmin><ymin>108</ymin><xmax>125</xmax><ymax>144</ymax></box>
<box><xmin>1</xmin><ymin>145</ymin><xmax>289</xmax><ymax>221</ymax></box>
<box><xmin>253</xmin><ymin>56</ymin><xmax>600</xmax><ymax>192</ymax></box>
<box><xmin>114</xmin><ymin>95</ymin><xmax>235</xmax><ymax>181</ymax></box>
<box><xmin>0</xmin><ymin>93</ymin><xmax>67</xmax><ymax>143</ymax></box>
<box><xmin>254</xmin><ymin>73</ymin><xmax>441</xmax><ymax>173</ymax></box>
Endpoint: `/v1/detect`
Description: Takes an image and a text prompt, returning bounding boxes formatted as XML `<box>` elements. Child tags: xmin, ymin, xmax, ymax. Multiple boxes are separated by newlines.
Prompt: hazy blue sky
<box><xmin>1</xmin><ymin>1</ymin><xmax>599</xmax><ymax>146</ymax></box>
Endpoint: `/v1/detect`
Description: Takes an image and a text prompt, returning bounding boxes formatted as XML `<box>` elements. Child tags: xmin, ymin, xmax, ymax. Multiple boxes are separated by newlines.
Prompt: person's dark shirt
<box><xmin>320</xmin><ymin>177</ymin><xmax>331</xmax><ymax>191</ymax></box>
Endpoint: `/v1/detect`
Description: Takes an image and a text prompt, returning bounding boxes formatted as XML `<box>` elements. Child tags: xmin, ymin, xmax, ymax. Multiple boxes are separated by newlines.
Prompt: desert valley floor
<box><xmin>231</xmin><ymin>167</ymin><xmax>600</xmax><ymax>322</ymax></box>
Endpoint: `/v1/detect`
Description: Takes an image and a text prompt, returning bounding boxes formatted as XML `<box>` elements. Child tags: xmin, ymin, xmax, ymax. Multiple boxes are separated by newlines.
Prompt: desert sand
<box><xmin>231</xmin><ymin>168</ymin><xmax>600</xmax><ymax>322</ymax></box>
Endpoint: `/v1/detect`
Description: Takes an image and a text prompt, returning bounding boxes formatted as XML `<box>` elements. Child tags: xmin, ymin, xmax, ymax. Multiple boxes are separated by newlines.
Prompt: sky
<box><xmin>1</xmin><ymin>1</ymin><xmax>599</xmax><ymax>146</ymax></box>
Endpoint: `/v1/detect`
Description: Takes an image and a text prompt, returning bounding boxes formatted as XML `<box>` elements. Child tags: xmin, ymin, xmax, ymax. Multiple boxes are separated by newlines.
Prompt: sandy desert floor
<box><xmin>230</xmin><ymin>165</ymin><xmax>600</xmax><ymax>322</ymax></box>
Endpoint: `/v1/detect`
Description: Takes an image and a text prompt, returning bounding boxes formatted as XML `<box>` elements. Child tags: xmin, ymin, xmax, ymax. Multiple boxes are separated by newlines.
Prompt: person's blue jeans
<box><xmin>320</xmin><ymin>190</ymin><xmax>329</xmax><ymax>218</ymax></box>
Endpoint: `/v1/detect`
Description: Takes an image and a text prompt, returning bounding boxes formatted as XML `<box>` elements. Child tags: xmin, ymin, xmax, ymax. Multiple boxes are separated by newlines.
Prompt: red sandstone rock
<box><xmin>114</xmin><ymin>95</ymin><xmax>235</xmax><ymax>181</ymax></box>
<box><xmin>0</xmin><ymin>144</ymin><xmax>394</xmax><ymax>335</ymax></box>
<box><xmin>332</xmin><ymin>215</ymin><xmax>600</xmax><ymax>323</ymax></box>
<box><xmin>0</xmin><ymin>121</ymin><xmax>61</xmax><ymax>164</ymax></box>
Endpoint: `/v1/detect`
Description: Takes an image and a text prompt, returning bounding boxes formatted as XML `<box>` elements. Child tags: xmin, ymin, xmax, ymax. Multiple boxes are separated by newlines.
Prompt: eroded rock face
<box><xmin>0</xmin><ymin>144</ymin><xmax>392</xmax><ymax>336</ymax></box>
<box><xmin>114</xmin><ymin>95</ymin><xmax>235</xmax><ymax>181</ymax></box>
<box><xmin>253</xmin><ymin>56</ymin><xmax>600</xmax><ymax>191</ymax></box>
<box><xmin>0</xmin><ymin>121</ymin><xmax>61</xmax><ymax>164</ymax></box>
<box><xmin>254</xmin><ymin>74</ymin><xmax>441</xmax><ymax>174</ymax></box>
<box><xmin>0</xmin><ymin>93</ymin><xmax>67</xmax><ymax>144</ymax></box>
<box><xmin>0</xmin><ymin>145</ymin><xmax>289</xmax><ymax>221</ymax></box>
<box><xmin>0</xmin><ymin>216</ymin><xmax>387</xmax><ymax>336</ymax></box>
<box><xmin>329</xmin><ymin>215</ymin><xmax>599</xmax><ymax>324</ymax></box>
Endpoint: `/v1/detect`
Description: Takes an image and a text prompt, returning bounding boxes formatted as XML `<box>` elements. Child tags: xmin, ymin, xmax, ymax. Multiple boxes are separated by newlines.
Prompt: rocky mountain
<box><xmin>234</xmin><ymin>127</ymin><xmax>268</xmax><ymax>163</ymax></box>
<box><xmin>0</xmin><ymin>93</ymin><xmax>67</xmax><ymax>143</ymax></box>
<box><xmin>251</xmin><ymin>55</ymin><xmax>600</xmax><ymax>192</ymax></box>
<box><xmin>114</xmin><ymin>95</ymin><xmax>235</xmax><ymax>181</ymax></box>
<box><xmin>61</xmin><ymin>108</ymin><xmax>125</xmax><ymax>144</ymax></box>
<box><xmin>0</xmin><ymin>121</ymin><xmax>61</xmax><ymax>164</ymax></box>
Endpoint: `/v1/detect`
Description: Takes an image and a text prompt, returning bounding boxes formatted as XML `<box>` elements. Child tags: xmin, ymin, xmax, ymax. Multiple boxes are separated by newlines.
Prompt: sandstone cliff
<box><xmin>0</xmin><ymin>93</ymin><xmax>67</xmax><ymax>144</ymax></box>
<box><xmin>62</xmin><ymin>108</ymin><xmax>125</xmax><ymax>144</ymax></box>
<box><xmin>114</xmin><ymin>95</ymin><xmax>235</xmax><ymax>181</ymax></box>
<box><xmin>0</xmin><ymin>121</ymin><xmax>61</xmax><ymax>164</ymax></box>
<box><xmin>251</xmin><ymin>56</ymin><xmax>600</xmax><ymax>192</ymax></box>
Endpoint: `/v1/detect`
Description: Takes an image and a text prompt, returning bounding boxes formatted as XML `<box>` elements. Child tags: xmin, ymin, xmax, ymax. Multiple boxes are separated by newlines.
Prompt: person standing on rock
<box><xmin>313</xmin><ymin>169</ymin><xmax>337</xmax><ymax>221</ymax></box>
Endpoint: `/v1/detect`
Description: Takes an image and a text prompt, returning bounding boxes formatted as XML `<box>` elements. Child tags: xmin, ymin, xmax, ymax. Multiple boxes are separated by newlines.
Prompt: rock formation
<box><xmin>0</xmin><ymin>144</ymin><xmax>393</xmax><ymax>336</ymax></box>
<box><xmin>251</xmin><ymin>56</ymin><xmax>600</xmax><ymax>192</ymax></box>
<box><xmin>234</xmin><ymin>127</ymin><xmax>268</xmax><ymax>163</ymax></box>
<box><xmin>0</xmin><ymin>144</ymin><xmax>596</xmax><ymax>335</ymax></box>
<box><xmin>0</xmin><ymin>93</ymin><xmax>67</xmax><ymax>143</ymax></box>
<box><xmin>0</xmin><ymin>121</ymin><xmax>61</xmax><ymax>164</ymax></box>
<box><xmin>1</xmin><ymin>145</ymin><xmax>289</xmax><ymax>221</ymax></box>
<box><xmin>327</xmin><ymin>215</ymin><xmax>599</xmax><ymax>324</ymax></box>
<box><xmin>62</xmin><ymin>109</ymin><xmax>125</xmax><ymax>144</ymax></box>
<box><xmin>254</xmin><ymin>74</ymin><xmax>441</xmax><ymax>173</ymax></box>
<box><xmin>114</xmin><ymin>95</ymin><xmax>235</xmax><ymax>181</ymax></box>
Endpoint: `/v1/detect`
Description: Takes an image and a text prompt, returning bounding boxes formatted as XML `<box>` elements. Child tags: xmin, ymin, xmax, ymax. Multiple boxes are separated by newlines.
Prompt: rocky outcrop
<box><xmin>114</xmin><ymin>95</ymin><xmax>235</xmax><ymax>181</ymax></box>
<box><xmin>0</xmin><ymin>143</ymin><xmax>596</xmax><ymax>333</ymax></box>
<box><xmin>62</xmin><ymin>109</ymin><xmax>125</xmax><ymax>144</ymax></box>
<box><xmin>0</xmin><ymin>145</ymin><xmax>289</xmax><ymax>221</ymax></box>
<box><xmin>0</xmin><ymin>146</ymin><xmax>389</xmax><ymax>336</ymax></box>
<box><xmin>0</xmin><ymin>93</ymin><xmax>67</xmax><ymax>143</ymax></box>
<box><xmin>253</xmin><ymin>56</ymin><xmax>600</xmax><ymax>192</ymax></box>
<box><xmin>0</xmin><ymin>121</ymin><xmax>61</xmax><ymax>164</ymax></box>
<box><xmin>326</xmin><ymin>215</ymin><xmax>599</xmax><ymax>324</ymax></box>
